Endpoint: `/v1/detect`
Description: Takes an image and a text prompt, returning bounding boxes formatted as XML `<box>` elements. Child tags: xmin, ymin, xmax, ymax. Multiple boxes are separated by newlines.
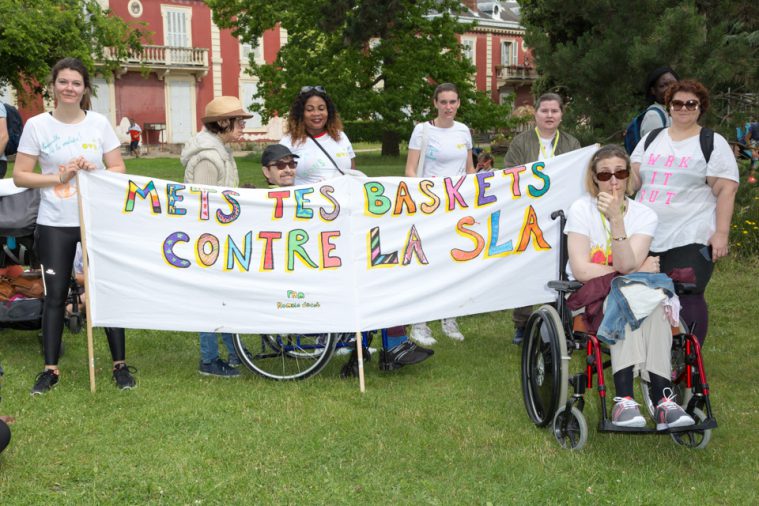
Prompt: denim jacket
<box><xmin>597</xmin><ymin>272</ymin><xmax>675</xmax><ymax>344</ymax></box>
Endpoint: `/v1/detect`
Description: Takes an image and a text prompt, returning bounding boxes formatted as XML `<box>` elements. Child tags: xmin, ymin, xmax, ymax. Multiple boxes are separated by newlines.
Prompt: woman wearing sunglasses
<box><xmin>280</xmin><ymin>86</ymin><xmax>356</xmax><ymax>185</ymax></box>
<box><xmin>181</xmin><ymin>96</ymin><xmax>253</xmax><ymax>377</ymax></box>
<box><xmin>631</xmin><ymin>80</ymin><xmax>739</xmax><ymax>346</ymax></box>
<box><xmin>565</xmin><ymin>145</ymin><xmax>694</xmax><ymax>429</ymax></box>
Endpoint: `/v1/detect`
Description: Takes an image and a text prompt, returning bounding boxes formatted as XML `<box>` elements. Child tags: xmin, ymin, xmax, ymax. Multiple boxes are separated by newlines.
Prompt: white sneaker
<box><xmin>410</xmin><ymin>323</ymin><xmax>437</xmax><ymax>346</ymax></box>
<box><xmin>441</xmin><ymin>318</ymin><xmax>465</xmax><ymax>341</ymax></box>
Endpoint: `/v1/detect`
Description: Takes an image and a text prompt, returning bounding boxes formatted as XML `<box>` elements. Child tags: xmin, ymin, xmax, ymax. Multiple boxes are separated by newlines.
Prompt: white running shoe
<box><xmin>441</xmin><ymin>318</ymin><xmax>465</xmax><ymax>341</ymax></box>
<box><xmin>410</xmin><ymin>323</ymin><xmax>437</xmax><ymax>346</ymax></box>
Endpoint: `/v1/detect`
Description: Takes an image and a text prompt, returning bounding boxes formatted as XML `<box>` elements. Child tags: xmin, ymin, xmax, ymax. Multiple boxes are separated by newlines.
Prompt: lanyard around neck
<box><xmin>535</xmin><ymin>127</ymin><xmax>559</xmax><ymax>159</ymax></box>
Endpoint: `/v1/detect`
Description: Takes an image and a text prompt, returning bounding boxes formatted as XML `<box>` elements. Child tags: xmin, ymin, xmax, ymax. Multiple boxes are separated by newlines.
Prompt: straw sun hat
<box><xmin>202</xmin><ymin>96</ymin><xmax>254</xmax><ymax>123</ymax></box>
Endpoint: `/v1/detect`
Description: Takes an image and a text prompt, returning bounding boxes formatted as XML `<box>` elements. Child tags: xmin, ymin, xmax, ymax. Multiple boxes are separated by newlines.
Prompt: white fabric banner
<box><xmin>79</xmin><ymin>145</ymin><xmax>595</xmax><ymax>333</ymax></box>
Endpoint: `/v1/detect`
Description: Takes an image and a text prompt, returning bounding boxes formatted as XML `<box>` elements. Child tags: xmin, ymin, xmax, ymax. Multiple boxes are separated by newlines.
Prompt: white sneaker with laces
<box><xmin>441</xmin><ymin>318</ymin><xmax>465</xmax><ymax>341</ymax></box>
<box><xmin>410</xmin><ymin>323</ymin><xmax>437</xmax><ymax>346</ymax></box>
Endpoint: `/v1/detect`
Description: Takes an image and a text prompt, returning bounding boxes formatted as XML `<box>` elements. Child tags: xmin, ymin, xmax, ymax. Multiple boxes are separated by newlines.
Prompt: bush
<box><xmin>730</xmin><ymin>161</ymin><xmax>759</xmax><ymax>257</ymax></box>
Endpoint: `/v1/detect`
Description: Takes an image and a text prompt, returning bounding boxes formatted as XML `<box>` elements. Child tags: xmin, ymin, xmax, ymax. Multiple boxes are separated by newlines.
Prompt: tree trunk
<box><xmin>381</xmin><ymin>130</ymin><xmax>400</xmax><ymax>157</ymax></box>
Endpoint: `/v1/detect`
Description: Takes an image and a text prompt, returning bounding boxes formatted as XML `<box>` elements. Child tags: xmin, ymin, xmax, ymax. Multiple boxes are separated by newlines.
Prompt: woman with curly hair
<box><xmin>279</xmin><ymin>86</ymin><xmax>356</xmax><ymax>185</ymax></box>
<box><xmin>631</xmin><ymin>79</ymin><xmax>739</xmax><ymax>346</ymax></box>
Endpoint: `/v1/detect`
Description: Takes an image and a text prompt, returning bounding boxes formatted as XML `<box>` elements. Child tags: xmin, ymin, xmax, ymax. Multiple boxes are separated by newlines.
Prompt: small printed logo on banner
<box><xmin>287</xmin><ymin>290</ymin><xmax>305</xmax><ymax>299</ymax></box>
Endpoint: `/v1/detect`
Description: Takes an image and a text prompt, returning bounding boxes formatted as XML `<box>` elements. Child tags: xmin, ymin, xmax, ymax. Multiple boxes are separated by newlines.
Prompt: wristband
<box><xmin>613</xmin><ymin>236</ymin><xmax>627</xmax><ymax>241</ymax></box>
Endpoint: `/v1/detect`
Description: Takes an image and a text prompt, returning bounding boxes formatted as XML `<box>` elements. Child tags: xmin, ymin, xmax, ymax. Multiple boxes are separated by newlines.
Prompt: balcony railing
<box><xmin>104</xmin><ymin>45</ymin><xmax>209</xmax><ymax>79</ymax></box>
<box><xmin>496</xmin><ymin>65</ymin><xmax>537</xmax><ymax>81</ymax></box>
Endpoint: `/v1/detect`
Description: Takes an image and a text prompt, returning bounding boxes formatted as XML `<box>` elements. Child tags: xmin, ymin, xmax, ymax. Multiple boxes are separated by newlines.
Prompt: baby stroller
<box><xmin>0</xmin><ymin>181</ymin><xmax>83</xmax><ymax>353</ymax></box>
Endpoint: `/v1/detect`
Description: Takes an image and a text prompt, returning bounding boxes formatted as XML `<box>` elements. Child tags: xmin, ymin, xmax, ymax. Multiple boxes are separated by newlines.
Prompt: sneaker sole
<box><xmin>410</xmin><ymin>335</ymin><xmax>437</xmax><ymax>346</ymax></box>
<box><xmin>612</xmin><ymin>416</ymin><xmax>646</xmax><ymax>428</ymax></box>
<box><xmin>657</xmin><ymin>417</ymin><xmax>696</xmax><ymax>431</ymax></box>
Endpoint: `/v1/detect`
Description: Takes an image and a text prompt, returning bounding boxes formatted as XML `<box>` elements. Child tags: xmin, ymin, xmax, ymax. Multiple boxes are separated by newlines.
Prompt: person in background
<box><xmin>180</xmin><ymin>96</ymin><xmax>253</xmax><ymax>378</ymax></box>
<box><xmin>280</xmin><ymin>86</ymin><xmax>356</xmax><ymax>185</ymax></box>
<box><xmin>404</xmin><ymin>82</ymin><xmax>475</xmax><ymax>346</ymax></box>
<box><xmin>0</xmin><ymin>102</ymin><xmax>8</xmax><ymax>178</ymax></box>
<box><xmin>127</xmin><ymin>119</ymin><xmax>142</xmax><ymax>158</ymax></box>
<box><xmin>261</xmin><ymin>143</ymin><xmax>433</xmax><ymax>369</ymax></box>
<box><xmin>13</xmin><ymin>57</ymin><xmax>136</xmax><ymax>394</ymax></box>
<box><xmin>640</xmin><ymin>66</ymin><xmax>680</xmax><ymax>138</ymax></box>
<box><xmin>503</xmin><ymin>92</ymin><xmax>581</xmax><ymax>345</ymax></box>
<box><xmin>476</xmin><ymin>151</ymin><xmax>494</xmax><ymax>172</ymax></box>
<box><xmin>631</xmin><ymin>79</ymin><xmax>739</xmax><ymax>346</ymax></box>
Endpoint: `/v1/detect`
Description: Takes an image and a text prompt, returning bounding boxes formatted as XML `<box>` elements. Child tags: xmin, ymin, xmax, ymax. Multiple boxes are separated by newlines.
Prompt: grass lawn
<box><xmin>1</xmin><ymin>153</ymin><xmax>758</xmax><ymax>503</ymax></box>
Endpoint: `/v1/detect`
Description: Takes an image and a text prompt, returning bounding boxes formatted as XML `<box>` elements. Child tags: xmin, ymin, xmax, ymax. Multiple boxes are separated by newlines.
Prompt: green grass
<box><xmin>1</xmin><ymin>152</ymin><xmax>758</xmax><ymax>503</ymax></box>
<box><xmin>1</xmin><ymin>257</ymin><xmax>757</xmax><ymax>503</ymax></box>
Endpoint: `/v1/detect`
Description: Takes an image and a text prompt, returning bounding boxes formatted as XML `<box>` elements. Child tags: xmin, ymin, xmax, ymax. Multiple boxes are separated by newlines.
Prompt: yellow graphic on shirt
<box><xmin>589</xmin><ymin>245</ymin><xmax>611</xmax><ymax>266</ymax></box>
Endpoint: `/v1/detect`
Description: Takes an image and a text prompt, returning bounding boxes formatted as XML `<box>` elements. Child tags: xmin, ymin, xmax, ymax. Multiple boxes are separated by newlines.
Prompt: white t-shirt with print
<box><xmin>17</xmin><ymin>111</ymin><xmax>121</xmax><ymax>226</ymax></box>
<box><xmin>564</xmin><ymin>194</ymin><xmax>658</xmax><ymax>279</ymax></box>
<box><xmin>631</xmin><ymin>128</ymin><xmax>739</xmax><ymax>251</ymax></box>
<box><xmin>409</xmin><ymin>121</ymin><xmax>472</xmax><ymax>177</ymax></box>
<box><xmin>280</xmin><ymin>131</ymin><xmax>355</xmax><ymax>185</ymax></box>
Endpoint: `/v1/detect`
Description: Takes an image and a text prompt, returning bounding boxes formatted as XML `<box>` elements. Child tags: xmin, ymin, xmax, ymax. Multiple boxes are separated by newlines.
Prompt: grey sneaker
<box><xmin>611</xmin><ymin>396</ymin><xmax>646</xmax><ymax>427</ymax></box>
<box><xmin>655</xmin><ymin>388</ymin><xmax>695</xmax><ymax>430</ymax></box>
<box><xmin>199</xmin><ymin>358</ymin><xmax>240</xmax><ymax>378</ymax></box>
<box><xmin>441</xmin><ymin>318</ymin><xmax>464</xmax><ymax>341</ymax></box>
<box><xmin>410</xmin><ymin>323</ymin><xmax>436</xmax><ymax>346</ymax></box>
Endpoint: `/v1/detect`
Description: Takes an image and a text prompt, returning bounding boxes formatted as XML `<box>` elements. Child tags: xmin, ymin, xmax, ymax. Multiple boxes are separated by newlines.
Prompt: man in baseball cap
<box><xmin>261</xmin><ymin>144</ymin><xmax>299</xmax><ymax>187</ymax></box>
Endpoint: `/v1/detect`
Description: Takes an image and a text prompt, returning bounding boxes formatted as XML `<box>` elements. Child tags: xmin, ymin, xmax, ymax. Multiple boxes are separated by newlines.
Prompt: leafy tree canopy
<box><xmin>0</xmin><ymin>0</ymin><xmax>144</xmax><ymax>101</ymax></box>
<box><xmin>519</xmin><ymin>0</ymin><xmax>759</xmax><ymax>144</ymax></box>
<box><xmin>208</xmin><ymin>0</ymin><xmax>516</xmax><ymax>155</ymax></box>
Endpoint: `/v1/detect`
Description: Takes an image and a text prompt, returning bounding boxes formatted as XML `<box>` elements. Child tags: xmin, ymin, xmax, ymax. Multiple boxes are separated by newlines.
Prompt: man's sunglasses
<box><xmin>670</xmin><ymin>99</ymin><xmax>699</xmax><ymax>111</ymax></box>
<box><xmin>595</xmin><ymin>169</ymin><xmax>630</xmax><ymax>181</ymax></box>
<box><xmin>300</xmin><ymin>85</ymin><xmax>326</xmax><ymax>94</ymax></box>
<box><xmin>268</xmin><ymin>160</ymin><xmax>298</xmax><ymax>170</ymax></box>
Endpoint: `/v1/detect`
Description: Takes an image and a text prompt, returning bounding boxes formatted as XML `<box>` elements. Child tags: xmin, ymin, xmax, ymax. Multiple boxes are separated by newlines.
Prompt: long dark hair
<box><xmin>50</xmin><ymin>57</ymin><xmax>92</xmax><ymax>111</ymax></box>
<box><xmin>285</xmin><ymin>88</ymin><xmax>344</xmax><ymax>146</ymax></box>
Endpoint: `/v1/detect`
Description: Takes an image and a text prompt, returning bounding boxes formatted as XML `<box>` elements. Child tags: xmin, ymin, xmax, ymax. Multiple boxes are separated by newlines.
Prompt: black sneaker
<box><xmin>112</xmin><ymin>363</ymin><xmax>137</xmax><ymax>390</ymax></box>
<box><xmin>199</xmin><ymin>358</ymin><xmax>240</xmax><ymax>378</ymax></box>
<box><xmin>30</xmin><ymin>369</ymin><xmax>59</xmax><ymax>396</ymax></box>
<box><xmin>380</xmin><ymin>341</ymin><xmax>434</xmax><ymax>371</ymax></box>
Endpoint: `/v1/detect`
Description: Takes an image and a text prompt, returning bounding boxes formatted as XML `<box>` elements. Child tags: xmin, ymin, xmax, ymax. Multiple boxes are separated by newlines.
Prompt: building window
<box><xmin>241</xmin><ymin>39</ymin><xmax>263</xmax><ymax>65</ymax></box>
<box><xmin>501</xmin><ymin>41</ymin><xmax>513</xmax><ymax>66</ymax></box>
<box><xmin>461</xmin><ymin>38</ymin><xmax>476</xmax><ymax>64</ymax></box>
<box><xmin>240</xmin><ymin>81</ymin><xmax>263</xmax><ymax>129</ymax></box>
<box><xmin>162</xmin><ymin>6</ymin><xmax>192</xmax><ymax>47</ymax></box>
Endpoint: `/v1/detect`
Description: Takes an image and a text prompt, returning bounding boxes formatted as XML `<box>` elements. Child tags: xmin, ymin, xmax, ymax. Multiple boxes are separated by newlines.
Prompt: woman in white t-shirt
<box><xmin>631</xmin><ymin>80</ymin><xmax>739</xmax><ymax>345</ymax></box>
<box><xmin>566</xmin><ymin>144</ymin><xmax>694</xmax><ymax>430</ymax></box>
<box><xmin>13</xmin><ymin>57</ymin><xmax>136</xmax><ymax>394</ymax></box>
<box><xmin>279</xmin><ymin>86</ymin><xmax>357</xmax><ymax>185</ymax></box>
<box><xmin>404</xmin><ymin>83</ymin><xmax>475</xmax><ymax>345</ymax></box>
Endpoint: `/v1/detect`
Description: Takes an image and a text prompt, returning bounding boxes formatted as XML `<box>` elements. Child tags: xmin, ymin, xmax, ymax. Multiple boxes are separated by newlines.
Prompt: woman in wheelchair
<box><xmin>564</xmin><ymin>145</ymin><xmax>695</xmax><ymax>429</ymax></box>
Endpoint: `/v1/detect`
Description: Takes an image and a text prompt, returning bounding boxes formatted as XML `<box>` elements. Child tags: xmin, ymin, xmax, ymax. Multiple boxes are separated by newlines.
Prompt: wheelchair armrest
<box><xmin>674</xmin><ymin>282</ymin><xmax>697</xmax><ymax>295</ymax></box>
<box><xmin>547</xmin><ymin>280</ymin><xmax>583</xmax><ymax>293</ymax></box>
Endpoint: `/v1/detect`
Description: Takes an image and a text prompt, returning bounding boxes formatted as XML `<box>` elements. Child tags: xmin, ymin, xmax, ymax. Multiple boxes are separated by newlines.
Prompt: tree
<box><xmin>207</xmin><ymin>0</ymin><xmax>515</xmax><ymax>156</ymax></box>
<box><xmin>519</xmin><ymin>0</ymin><xmax>759</xmax><ymax>144</ymax></box>
<box><xmin>0</xmin><ymin>0</ymin><xmax>144</xmax><ymax>101</ymax></box>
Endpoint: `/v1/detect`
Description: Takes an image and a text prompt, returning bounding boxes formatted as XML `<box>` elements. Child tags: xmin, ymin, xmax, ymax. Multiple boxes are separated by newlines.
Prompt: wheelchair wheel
<box><xmin>552</xmin><ymin>406</ymin><xmax>588</xmax><ymax>450</ymax></box>
<box><xmin>521</xmin><ymin>305</ymin><xmax>568</xmax><ymax>427</ymax></box>
<box><xmin>233</xmin><ymin>333</ymin><xmax>337</xmax><ymax>381</ymax></box>
<box><xmin>671</xmin><ymin>407</ymin><xmax>711</xmax><ymax>449</ymax></box>
<box><xmin>641</xmin><ymin>317</ymin><xmax>691</xmax><ymax>417</ymax></box>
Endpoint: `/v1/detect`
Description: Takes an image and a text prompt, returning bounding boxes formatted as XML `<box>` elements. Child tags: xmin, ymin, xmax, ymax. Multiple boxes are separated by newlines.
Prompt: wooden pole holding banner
<box><xmin>355</xmin><ymin>331</ymin><xmax>365</xmax><ymax>393</ymax></box>
<box><xmin>76</xmin><ymin>173</ymin><xmax>97</xmax><ymax>393</ymax></box>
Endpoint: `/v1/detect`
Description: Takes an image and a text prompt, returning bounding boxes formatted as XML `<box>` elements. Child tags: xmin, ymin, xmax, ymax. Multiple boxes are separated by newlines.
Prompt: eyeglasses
<box><xmin>300</xmin><ymin>85</ymin><xmax>326</xmax><ymax>95</ymax></box>
<box><xmin>595</xmin><ymin>169</ymin><xmax>630</xmax><ymax>181</ymax></box>
<box><xmin>670</xmin><ymin>99</ymin><xmax>700</xmax><ymax>111</ymax></box>
<box><xmin>268</xmin><ymin>160</ymin><xmax>298</xmax><ymax>171</ymax></box>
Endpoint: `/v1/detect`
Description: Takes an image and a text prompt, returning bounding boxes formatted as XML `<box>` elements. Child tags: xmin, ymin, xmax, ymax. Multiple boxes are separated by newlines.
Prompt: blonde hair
<box><xmin>584</xmin><ymin>145</ymin><xmax>633</xmax><ymax>197</ymax></box>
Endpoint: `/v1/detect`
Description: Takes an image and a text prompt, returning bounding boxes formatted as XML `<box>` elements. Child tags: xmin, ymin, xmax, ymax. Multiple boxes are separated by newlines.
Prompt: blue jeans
<box><xmin>199</xmin><ymin>332</ymin><xmax>238</xmax><ymax>364</ymax></box>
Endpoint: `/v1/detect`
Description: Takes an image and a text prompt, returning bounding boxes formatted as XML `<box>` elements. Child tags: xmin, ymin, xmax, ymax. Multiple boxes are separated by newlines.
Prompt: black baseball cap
<box><xmin>261</xmin><ymin>144</ymin><xmax>299</xmax><ymax>166</ymax></box>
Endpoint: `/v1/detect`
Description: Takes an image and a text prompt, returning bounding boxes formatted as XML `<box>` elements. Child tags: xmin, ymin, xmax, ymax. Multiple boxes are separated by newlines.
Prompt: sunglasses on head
<box><xmin>300</xmin><ymin>85</ymin><xmax>326</xmax><ymax>95</ymax></box>
<box><xmin>595</xmin><ymin>169</ymin><xmax>630</xmax><ymax>181</ymax></box>
<box><xmin>670</xmin><ymin>99</ymin><xmax>699</xmax><ymax>111</ymax></box>
<box><xmin>268</xmin><ymin>160</ymin><xmax>298</xmax><ymax>171</ymax></box>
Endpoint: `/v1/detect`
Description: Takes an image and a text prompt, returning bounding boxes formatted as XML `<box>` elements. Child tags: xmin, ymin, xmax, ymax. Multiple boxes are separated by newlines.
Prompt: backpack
<box><xmin>623</xmin><ymin>105</ymin><xmax>666</xmax><ymax>155</ymax></box>
<box><xmin>643</xmin><ymin>127</ymin><xmax>715</xmax><ymax>164</ymax></box>
<box><xmin>2</xmin><ymin>103</ymin><xmax>23</xmax><ymax>157</ymax></box>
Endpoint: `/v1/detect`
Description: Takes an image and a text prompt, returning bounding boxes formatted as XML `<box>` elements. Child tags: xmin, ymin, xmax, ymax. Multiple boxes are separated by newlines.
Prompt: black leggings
<box><xmin>36</xmin><ymin>225</ymin><xmax>125</xmax><ymax>365</ymax></box>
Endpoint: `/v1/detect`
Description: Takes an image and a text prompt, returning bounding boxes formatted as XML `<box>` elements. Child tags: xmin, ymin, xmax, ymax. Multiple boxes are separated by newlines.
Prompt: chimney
<box><xmin>461</xmin><ymin>0</ymin><xmax>479</xmax><ymax>13</ymax></box>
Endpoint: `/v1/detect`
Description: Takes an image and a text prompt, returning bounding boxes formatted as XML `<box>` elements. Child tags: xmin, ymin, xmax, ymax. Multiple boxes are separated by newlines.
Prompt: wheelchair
<box><xmin>520</xmin><ymin>211</ymin><xmax>717</xmax><ymax>450</ymax></box>
<box><xmin>233</xmin><ymin>328</ymin><xmax>397</xmax><ymax>381</ymax></box>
